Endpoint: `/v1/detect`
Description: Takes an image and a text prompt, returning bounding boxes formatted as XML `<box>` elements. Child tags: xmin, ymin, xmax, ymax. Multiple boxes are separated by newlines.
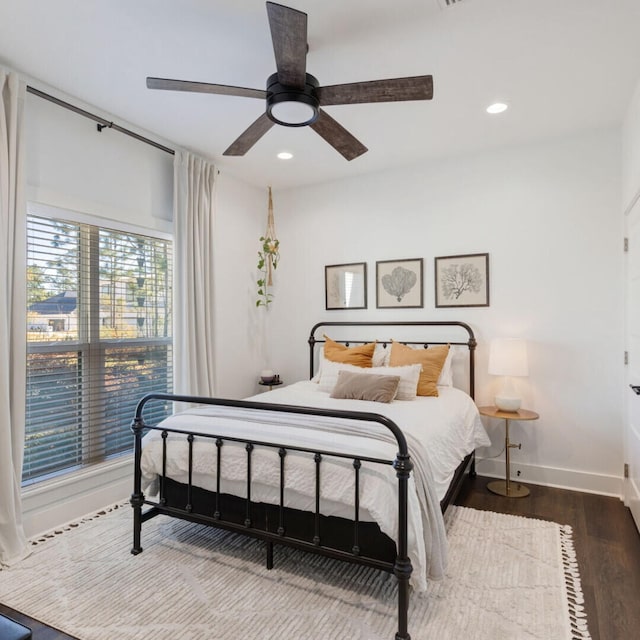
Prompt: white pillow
<box><xmin>318</xmin><ymin>358</ymin><xmax>421</xmax><ymax>400</ymax></box>
<box><xmin>437</xmin><ymin>347</ymin><xmax>454</xmax><ymax>387</ymax></box>
<box><xmin>312</xmin><ymin>342</ymin><xmax>389</xmax><ymax>381</ymax></box>
<box><xmin>372</xmin><ymin>342</ymin><xmax>390</xmax><ymax>367</ymax></box>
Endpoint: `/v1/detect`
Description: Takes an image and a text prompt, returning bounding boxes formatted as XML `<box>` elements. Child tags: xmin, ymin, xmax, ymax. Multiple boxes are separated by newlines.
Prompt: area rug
<box><xmin>0</xmin><ymin>504</ymin><xmax>590</xmax><ymax>640</ymax></box>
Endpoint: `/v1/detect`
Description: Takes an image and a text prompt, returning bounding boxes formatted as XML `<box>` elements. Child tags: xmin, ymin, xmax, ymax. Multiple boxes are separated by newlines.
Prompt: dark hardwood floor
<box><xmin>2</xmin><ymin>475</ymin><xmax>639</xmax><ymax>639</ymax></box>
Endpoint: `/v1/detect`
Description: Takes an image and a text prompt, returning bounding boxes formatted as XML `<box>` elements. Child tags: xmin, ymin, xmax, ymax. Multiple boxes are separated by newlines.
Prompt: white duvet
<box><xmin>140</xmin><ymin>381</ymin><xmax>489</xmax><ymax>591</ymax></box>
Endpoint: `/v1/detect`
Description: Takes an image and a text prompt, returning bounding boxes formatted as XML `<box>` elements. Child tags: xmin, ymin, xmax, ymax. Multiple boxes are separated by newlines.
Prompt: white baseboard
<box><xmin>21</xmin><ymin>456</ymin><xmax>133</xmax><ymax>538</ymax></box>
<box><xmin>476</xmin><ymin>456</ymin><xmax>624</xmax><ymax>498</ymax></box>
<box><xmin>626</xmin><ymin>476</ymin><xmax>640</xmax><ymax>532</ymax></box>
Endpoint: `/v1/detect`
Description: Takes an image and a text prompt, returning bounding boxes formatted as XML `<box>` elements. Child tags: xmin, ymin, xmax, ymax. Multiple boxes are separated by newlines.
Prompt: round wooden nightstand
<box><xmin>477</xmin><ymin>406</ymin><xmax>539</xmax><ymax>498</ymax></box>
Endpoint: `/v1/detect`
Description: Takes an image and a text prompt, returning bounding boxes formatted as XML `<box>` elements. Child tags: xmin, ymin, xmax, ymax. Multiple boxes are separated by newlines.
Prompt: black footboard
<box><xmin>161</xmin><ymin>477</ymin><xmax>398</xmax><ymax>564</ymax></box>
<box><xmin>130</xmin><ymin>393</ymin><xmax>415</xmax><ymax>640</ymax></box>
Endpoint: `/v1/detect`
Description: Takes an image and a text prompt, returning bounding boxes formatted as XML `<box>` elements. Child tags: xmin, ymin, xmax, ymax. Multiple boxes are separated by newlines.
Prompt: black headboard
<box><xmin>308</xmin><ymin>320</ymin><xmax>477</xmax><ymax>399</ymax></box>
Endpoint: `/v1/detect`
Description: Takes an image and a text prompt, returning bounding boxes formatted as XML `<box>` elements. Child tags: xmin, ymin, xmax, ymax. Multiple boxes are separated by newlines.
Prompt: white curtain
<box><xmin>0</xmin><ymin>69</ymin><xmax>28</xmax><ymax>565</ymax></box>
<box><xmin>173</xmin><ymin>151</ymin><xmax>217</xmax><ymax>396</ymax></box>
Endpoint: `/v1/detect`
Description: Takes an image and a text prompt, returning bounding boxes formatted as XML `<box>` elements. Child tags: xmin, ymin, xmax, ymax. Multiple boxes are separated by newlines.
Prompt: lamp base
<box><xmin>487</xmin><ymin>479</ymin><xmax>530</xmax><ymax>498</ymax></box>
<box><xmin>494</xmin><ymin>395</ymin><xmax>521</xmax><ymax>412</ymax></box>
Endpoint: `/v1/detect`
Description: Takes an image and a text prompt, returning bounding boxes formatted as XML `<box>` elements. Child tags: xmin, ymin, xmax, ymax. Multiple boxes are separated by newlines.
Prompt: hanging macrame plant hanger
<box><xmin>265</xmin><ymin>186</ymin><xmax>276</xmax><ymax>286</ymax></box>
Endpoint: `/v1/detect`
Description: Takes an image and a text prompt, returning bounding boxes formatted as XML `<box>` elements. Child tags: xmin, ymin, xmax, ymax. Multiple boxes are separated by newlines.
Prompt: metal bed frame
<box><xmin>130</xmin><ymin>320</ymin><xmax>477</xmax><ymax>640</ymax></box>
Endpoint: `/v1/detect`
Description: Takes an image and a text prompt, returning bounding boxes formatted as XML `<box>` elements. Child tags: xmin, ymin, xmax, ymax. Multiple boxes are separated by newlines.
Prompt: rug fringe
<box><xmin>29</xmin><ymin>502</ymin><xmax>128</xmax><ymax>547</ymax></box>
<box><xmin>560</xmin><ymin>525</ymin><xmax>592</xmax><ymax>640</ymax></box>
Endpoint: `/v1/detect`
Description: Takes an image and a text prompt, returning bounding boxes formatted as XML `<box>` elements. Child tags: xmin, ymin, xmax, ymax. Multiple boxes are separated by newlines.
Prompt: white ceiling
<box><xmin>2</xmin><ymin>0</ymin><xmax>640</xmax><ymax>189</ymax></box>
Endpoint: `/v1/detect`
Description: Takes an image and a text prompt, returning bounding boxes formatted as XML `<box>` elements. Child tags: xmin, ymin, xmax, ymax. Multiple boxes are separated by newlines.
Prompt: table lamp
<box><xmin>488</xmin><ymin>338</ymin><xmax>529</xmax><ymax>412</ymax></box>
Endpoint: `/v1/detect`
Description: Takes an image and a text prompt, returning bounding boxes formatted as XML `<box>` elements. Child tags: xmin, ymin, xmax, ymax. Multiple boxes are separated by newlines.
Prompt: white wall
<box><xmin>266</xmin><ymin>130</ymin><xmax>625</xmax><ymax>496</ymax></box>
<box><xmin>21</xmin><ymin>86</ymin><xmax>264</xmax><ymax>535</ymax></box>
<box><xmin>212</xmin><ymin>173</ymin><xmax>269</xmax><ymax>398</ymax></box>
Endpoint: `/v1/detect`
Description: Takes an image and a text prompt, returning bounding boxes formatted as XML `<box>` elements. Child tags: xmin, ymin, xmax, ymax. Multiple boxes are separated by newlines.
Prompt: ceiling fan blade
<box><xmin>318</xmin><ymin>76</ymin><xmax>433</xmax><ymax>106</ymax></box>
<box><xmin>266</xmin><ymin>2</ymin><xmax>307</xmax><ymax>89</ymax></box>
<box><xmin>147</xmin><ymin>77</ymin><xmax>266</xmax><ymax>100</ymax></box>
<box><xmin>310</xmin><ymin>109</ymin><xmax>368</xmax><ymax>161</ymax></box>
<box><xmin>223</xmin><ymin>112</ymin><xmax>275</xmax><ymax>156</ymax></box>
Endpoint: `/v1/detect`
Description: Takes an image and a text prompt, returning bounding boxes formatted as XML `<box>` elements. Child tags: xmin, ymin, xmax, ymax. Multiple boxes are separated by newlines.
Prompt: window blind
<box><xmin>24</xmin><ymin>214</ymin><xmax>173</xmax><ymax>485</ymax></box>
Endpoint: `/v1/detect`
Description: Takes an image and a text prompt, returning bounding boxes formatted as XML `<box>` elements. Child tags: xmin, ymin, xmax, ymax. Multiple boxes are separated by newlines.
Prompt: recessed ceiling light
<box><xmin>486</xmin><ymin>102</ymin><xmax>508</xmax><ymax>114</ymax></box>
<box><xmin>277</xmin><ymin>151</ymin><xmax>293</xmax><ymax>160</ymax></box>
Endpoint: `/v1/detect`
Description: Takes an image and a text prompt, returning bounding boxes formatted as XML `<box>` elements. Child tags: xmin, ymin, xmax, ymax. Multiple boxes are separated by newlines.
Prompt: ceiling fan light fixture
<box><xmin>486</xmin><ymin>102</ymin><xmax>508</xmax><ymax>114</ymax></box>
<box><xmin>270</xmin><ymin>100</ymin><xmax>317</xmax><ymax>126</ymax></box>
<box><xmin>266</xmin><ymin>72</ymin><xmax>320</xmax><ymax>127</ymax></box>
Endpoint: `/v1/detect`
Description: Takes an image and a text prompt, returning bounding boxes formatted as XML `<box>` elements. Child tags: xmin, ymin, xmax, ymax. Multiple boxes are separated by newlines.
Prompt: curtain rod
<box><xmin>26</xmin><ymin>85</ymin><xmax>175</xmax><ymax>156</ymax></box>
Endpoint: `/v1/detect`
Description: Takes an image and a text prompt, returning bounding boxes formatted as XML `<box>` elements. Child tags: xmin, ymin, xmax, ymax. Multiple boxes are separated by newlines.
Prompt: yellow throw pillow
<box><xmin>389</xmin><ymin>342</ymin><xmax>450</xmax><ymax>397</ymax></box>
<box><xmin>323</xmin><ymin>335</ymin><xmax>375</xmax><ymax>368</ymax></box>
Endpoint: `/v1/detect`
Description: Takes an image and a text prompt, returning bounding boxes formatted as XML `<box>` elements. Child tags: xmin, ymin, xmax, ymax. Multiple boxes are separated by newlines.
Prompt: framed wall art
<box><xmin>376</xmin><ymin>258</ymin><xmax>423</xmax><ymax>309</ymax></box>
<box><xmin>434</xmin><ymin>253</ymin><xmax>490</xmax><ymax>308</ymax></box>
<box><xmin>325</xmin><ymin>262</ymin><xmax>367</xmax><ymax>310</ymax></box>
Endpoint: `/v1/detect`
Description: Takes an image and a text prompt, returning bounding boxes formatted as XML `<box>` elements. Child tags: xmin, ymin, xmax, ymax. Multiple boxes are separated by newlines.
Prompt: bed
<box><xmin>130</xmin><ymin>320</ymin><xmax>490</xmax><ymax>640</ymax></box>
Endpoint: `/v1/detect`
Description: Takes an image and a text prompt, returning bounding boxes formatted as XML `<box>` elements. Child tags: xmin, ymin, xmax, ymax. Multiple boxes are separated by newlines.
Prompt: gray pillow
<box><xmin>330</xmin><ymin>369</ymin><xmax>401</xmax><ymax>403</ymax></box>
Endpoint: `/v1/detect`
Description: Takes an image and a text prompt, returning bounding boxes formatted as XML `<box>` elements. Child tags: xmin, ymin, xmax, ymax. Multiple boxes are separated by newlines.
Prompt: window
<box><xmin>24</xmin><ymin>213</ymin><xmax>173</xmax><ymax>485</ymax></box>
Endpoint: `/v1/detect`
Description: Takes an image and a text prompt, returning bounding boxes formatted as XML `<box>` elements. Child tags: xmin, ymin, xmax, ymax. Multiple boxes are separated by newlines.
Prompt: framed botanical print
<box><xmin>434</xmin><ymin>253</ymin><xmax>489</xmax><ymax>307</ymax></box>
<box><xmin>376</xmin><ymin>258</ymin><xmax>423</xmax><ymax>309</ymax></box>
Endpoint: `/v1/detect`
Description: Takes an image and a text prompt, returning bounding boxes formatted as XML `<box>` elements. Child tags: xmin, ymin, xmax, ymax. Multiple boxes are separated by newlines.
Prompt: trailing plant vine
<box><xmin>256</xmin><ymin>235</ymin><xmax>280</xmax><ymax>307</ymax></box>
<box><xmin>256</xmin><ymin>187</ymin><xmax>280</xmax><ymax>307</ymax></box>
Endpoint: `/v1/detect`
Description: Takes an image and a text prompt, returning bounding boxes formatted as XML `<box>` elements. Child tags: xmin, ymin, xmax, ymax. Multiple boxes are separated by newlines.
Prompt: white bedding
<box><xmin>250</xmin><ymin>382</ymin><xmax>489</xmax><ymax>501</ymax></box>
<box><xmin>140</xmin><ymin>381</ymin><xmax>489</xmax><ymax>591</ymax></box>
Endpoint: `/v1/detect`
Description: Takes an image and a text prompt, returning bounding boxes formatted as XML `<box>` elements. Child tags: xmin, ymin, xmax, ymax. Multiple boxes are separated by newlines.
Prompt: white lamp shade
<box><xmin>488</xmin><ymin>339</ymin><xmax>529</xmax><ymax>377</ymax></box>
<box><xmin>488</xmin><ymin>339</ymin><xmax>529</xmax><ymax>411</ymax></box>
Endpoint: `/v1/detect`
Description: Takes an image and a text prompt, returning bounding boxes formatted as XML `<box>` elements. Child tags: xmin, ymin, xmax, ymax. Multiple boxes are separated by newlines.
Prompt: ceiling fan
<box><xmin>146</xmin><ymin>2</ymin><xmax>434</xmax><ymax>161</ymax></box>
